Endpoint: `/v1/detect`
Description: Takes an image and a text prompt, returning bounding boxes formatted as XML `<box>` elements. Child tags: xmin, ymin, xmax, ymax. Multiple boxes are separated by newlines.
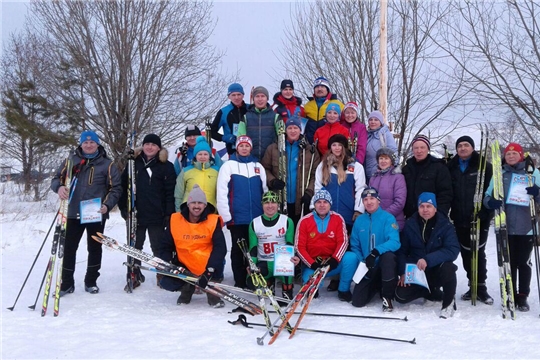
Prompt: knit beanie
<box><xmin>412</xmin><ymin>134</ymin><xmax>431</xmax><ymax>150</ymax></box>
<box><xmin>252</xmin><ymin>86</ymin><xmax>269</xmax><ymax>99</ymax></box>
<box><xmin>504</xmin><ymin>142</ymin><xmax>524</xmax><ymax>161</ymax></box>
<box><xmin>187</xmin><ymin>184</ymin><xmax>207</xmax><ymax>205</ymax></box>
<box><xmin>313</xmin><ymin>76</ymin><xmax>330</xmax><ymax>91</ymax></box>
<box><xmin>280</xmin><ymin>79</ymin><xmax>294</xmax><ymax>90</ymax></box>
<box><xmin>142</xmin><ymin>133</ymin><xmax>162</xmax><ymax>148</ymax></box>
<box><xmin>236</xmin><ymin>135</ymin><xmax>253</xmax><ymax>149</ymax></box>
<box><xmin>79</xmin><ymin>130</ymin><xmax>100</xmax><ymax>145</ymax></box>
<box><xmin>227</xmin><ymin>83</ymin><xmax>244</xmax><ymax>96</ymax></box>
<box><xmin>286</xmin><ymin>115</ymin><xmax>302</xmax><ymax>129</ymax></box>
<box><xmin>361</xmin><ymin>186</ymin><xmax>381</xmax><ymax>201</ymax></box>
<box><xmin>418</xmin><ymin>192</ymin><xmax>437</xmax><ymax>208</ymax></box>
<box><xmin>325</xmin><ymin>103</ymin><xmax>341</xmax><ymax>116</ymax></box>
<box><xmin>343</xmin><ymin>102</ymin><xmax>359</xmax><ymax>115</ymax></box>
<box><xmin>185</xmin><ymin>125</ymin><xmax>202</xmax><ymax>138</ymax></box>
<box><xmin>313</xmin><ymin>189</ymin><xmax>333</xmax><ymax>206</ymax></box>
<box><xmin>455</xmin><ymin>135</ymin><xmax>475</xmax><ymax>149</ymax></box>
<box><xmin>367</xmin><ymin>110</ymin><xmax>384</xmax><ymax>127</ymax></box>
<box><xmin>193</xmin><ymin>136</ymin><xmax>212</xmax><ymax>158</ymax></box>
<box><xmin>327</xmin><ymin>134</ymin><xmax>349</xmax><ymax>150</ymax></box>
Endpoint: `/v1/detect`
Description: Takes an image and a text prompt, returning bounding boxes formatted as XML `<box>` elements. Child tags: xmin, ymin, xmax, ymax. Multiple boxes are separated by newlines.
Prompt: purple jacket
<box><xmin>368</xmin><ymin>166</ymin><xmax>406</xmax><ymax>230</ymax></box>
<box><xmin>340</xmin><ymin>119</ymin><xmax>367</xmax><ymax>164</ymax></box>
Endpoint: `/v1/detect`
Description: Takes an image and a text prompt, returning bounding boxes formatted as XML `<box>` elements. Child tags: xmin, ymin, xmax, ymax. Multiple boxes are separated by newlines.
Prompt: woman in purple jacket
<box><xmin>368</xmin><ymin>147</ymin><xmax>406</xmax><ymax>230</ymax></box>
<box><xmin>339</xmin><ymin>102</ymin><xmax>367</xmax><ymax>165</ymax></box>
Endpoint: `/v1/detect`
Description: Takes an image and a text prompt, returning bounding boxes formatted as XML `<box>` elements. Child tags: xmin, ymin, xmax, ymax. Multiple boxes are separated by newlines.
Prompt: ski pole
<box><xmin>6</xmin><ymin>211</ymin><xmax>58</xmax><ymax>311</ymax></box>
<box><xmin>229</xmin><ymin>314</ymin><xmax>416</xmax><ymax>344</ymax></box>
<box><xmin>267</xmin><ymin>310</ymin><xmax>407</xmax><ymax>321</ymax></box>
<box><xmin>525</xmin><ymin>156</ymin><xmax>540</xmax><ymax>315</ymax></box>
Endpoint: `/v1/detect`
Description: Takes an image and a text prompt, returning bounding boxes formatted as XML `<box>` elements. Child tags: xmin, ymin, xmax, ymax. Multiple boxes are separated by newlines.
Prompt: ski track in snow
<box><xmin>1</xmin><ymin>193</ymin><xmax>539</xmax><ymax>359</ymax></box>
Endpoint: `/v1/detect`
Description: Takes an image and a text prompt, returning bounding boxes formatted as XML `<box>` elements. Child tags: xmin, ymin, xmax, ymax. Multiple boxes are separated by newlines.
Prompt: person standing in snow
<box><xmin>339</xmin><ymin>101</ymin><xmax>367</xmax><ymax>165</ymax></box>
<box><xmin>272</xmin><ymin>79</ymin><xmax>306</xmax><ymax>123</ymax></box>
<box><xmin>51</xmin><ymin>130</ymin><xmax>122</xmax><ymax>296</ymax></box>
<box><xmin>364</xmin><ymin>110</ymin><xmax>397</xmax><ymax>182</ymax></box>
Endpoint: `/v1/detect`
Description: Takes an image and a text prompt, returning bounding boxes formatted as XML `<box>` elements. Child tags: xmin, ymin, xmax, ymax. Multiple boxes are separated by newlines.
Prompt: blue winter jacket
<box><xmin>397</xmin><ymin>212</ymin><xmax>459</xmax><ymax>274</ymax></box>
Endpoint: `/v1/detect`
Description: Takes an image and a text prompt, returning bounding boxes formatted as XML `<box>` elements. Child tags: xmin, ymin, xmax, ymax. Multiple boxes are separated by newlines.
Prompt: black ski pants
<box><xmin>229</xmin><ymin>224</ymin><xmax>250</xmax><ymax>289</ymax></box>
<box><xmin>508</xmin><ymin>235</ymin><xmax>534</xmax><ymax>296</ymax></box>
<box><xmin>456</xmin><ymin>224</ymin><xmax>489</xmax><ymax>286</ymax></box>
<box><xmin>352</xmin><ymin>252</ymin><xmax>398</xmax><ymax>307</ymax></box>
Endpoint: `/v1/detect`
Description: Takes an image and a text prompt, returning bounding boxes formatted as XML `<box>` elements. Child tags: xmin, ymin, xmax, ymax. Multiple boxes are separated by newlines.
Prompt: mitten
<box><xmin>487</xmin><ymin>198</ymin><xmax>503</xmax><ymax>210</ymax></box>
<box><xmin>526</xmin><ymin>184</ymin><xmax>540</xmax><ymax>197</ymax></box>
<box><xmin>270</xmin><ymin>179</ymin><xmax>286</xmax><ymax>191</ymax></box>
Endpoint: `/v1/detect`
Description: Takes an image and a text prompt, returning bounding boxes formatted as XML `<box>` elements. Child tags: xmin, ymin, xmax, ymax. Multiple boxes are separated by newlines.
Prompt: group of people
<box><xmin>50</xmin><ymin>76</ymin><xmax>540</xmax><ymax>318</ymax></box>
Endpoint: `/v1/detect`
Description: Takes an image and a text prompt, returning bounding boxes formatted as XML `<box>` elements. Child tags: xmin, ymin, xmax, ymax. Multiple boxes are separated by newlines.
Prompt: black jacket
<box><xmin>447</xmin><ymin>151</ymin><xmax>493</xmax><ymax>228</ymax></box>
<box><xmin>119</xmin><ymin>148</ymin><xmax>176</xmax><ymax>226</ymax></box>
<box><xmin>402</xmin><ymin>155</ymin><xmax>453</xmax><ymax>218</ymax></box>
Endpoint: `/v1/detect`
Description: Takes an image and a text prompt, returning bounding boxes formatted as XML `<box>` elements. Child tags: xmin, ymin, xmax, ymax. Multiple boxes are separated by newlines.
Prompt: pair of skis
<box><xmin>125</xmin><ymin>132</ymin><xmax>140</xmax><ymax>293</ymax></box>
<box><xmin>276</xmin><ymin>119</ymin><xmax>288</xmax><ymax>215</ymax></box>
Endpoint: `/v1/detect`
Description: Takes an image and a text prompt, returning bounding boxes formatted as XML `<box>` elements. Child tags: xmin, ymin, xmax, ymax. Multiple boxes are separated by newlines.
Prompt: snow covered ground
<box><xmin>1</xmin><ymin>182</ymin><xmax>539</xmax><ymax>359</ymax></box>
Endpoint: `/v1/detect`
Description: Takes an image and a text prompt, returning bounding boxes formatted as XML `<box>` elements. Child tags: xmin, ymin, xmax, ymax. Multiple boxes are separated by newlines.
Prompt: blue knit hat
<box><xmin>418</xmin><ymin>192</ymin><xmax>437</xmax><ymax>208</ymax></box>
<box><xmin>286</xmin><ymin>115</ymin><xmax>302</xmax><ymax>129</ymax></box>
<box><xmin>227</xmin><ymin>83</ymin><xmax>244</xmax><ymax>96</ymax></box>
<box><xmin>313</xmin><ymin>76</ymin><xmax>330</xmax><ymax>90</ymax></box>
<box><xmin>193</xmin><ymin>136</ymin><xmax>212</xmax><ymax>158</ymax></box>
<box><xmin>326</xmin><ymin>103</ymin><xmax>341</xmax><ymax>116</ymax></box>
<box><xmin>79</xmin><ymin>130</ymin><xmax>100</xmax><ymax>145</ymax></box>
<box><xmin>313</xmin><ymin>189</ymin><xmax>333</xmax><ymax>206</ymax></box>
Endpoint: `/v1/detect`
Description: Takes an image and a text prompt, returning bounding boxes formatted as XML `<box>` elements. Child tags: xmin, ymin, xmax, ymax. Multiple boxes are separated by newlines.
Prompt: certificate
<box><xmin>273</xmin><ymin>245</ymin><xmax>295</xmax><ymax>277</ymax></box>
<box><xmin>404</xmin><ymin>263</ymin><xmax>430</xmax><ymax>291</ymax></box>
<box><xmin>80</xmin><ymin>198</ymin><xmax>102</xmax><ymax>224</ymax></box>
<box><xmin>507</xmin><ymin>173</ymin><xmax>533</xmax><ymax>207</ymax></box>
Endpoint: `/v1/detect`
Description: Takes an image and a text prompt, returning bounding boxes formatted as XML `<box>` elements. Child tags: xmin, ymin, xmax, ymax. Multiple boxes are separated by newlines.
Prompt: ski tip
<box><xmin>410</xmin><ymin>338</ymin><xmax>416</xmax><ymax>344</ymax></box>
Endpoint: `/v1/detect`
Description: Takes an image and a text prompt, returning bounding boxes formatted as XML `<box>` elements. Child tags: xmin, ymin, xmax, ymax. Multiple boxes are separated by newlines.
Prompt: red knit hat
<box><xmin>504</xmin><ymin>142</ymin><xmax>524</xmax><ymax>161</ymax></box>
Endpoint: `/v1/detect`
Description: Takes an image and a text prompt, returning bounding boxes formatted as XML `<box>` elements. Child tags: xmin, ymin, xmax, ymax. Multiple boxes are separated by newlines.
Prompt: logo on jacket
<box><xmin>347</xmin><ymin>164</ymin><xmax>355</xmax><ymax>172</ymax></box>
<box><xmin>309</xmin><ymin>232</ymin><xmax>316</xmax><ymax>238</ymax></box>
<box><xmin>392</xmin><ymin>223</ymin><xmax>399</xmax><ymax>230</ymax></box>
<box><xmin>278</xmin><ymin>227</ymin><xmax>285</xmax><ymax>236</ymax></box>
<box><xmin>254</xmin><ymin>167</ymin><xmax>260</xmax><ymax>174</ymax></box>
<box><xmin>328</xmin><ymin>231</ymin><xmax>335</xmax><ymax>238</ymax></box>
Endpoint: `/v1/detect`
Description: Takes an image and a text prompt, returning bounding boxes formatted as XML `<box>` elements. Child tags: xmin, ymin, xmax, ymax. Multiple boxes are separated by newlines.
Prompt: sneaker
<box><xmin>382</xmin><ymin>297</ymin><xmax>394</xmax><ymax>312</ymax></box>
<box><xmin>439</xmin><ymin>299</ymin><xmax>457</xmax><ymax>319</ymax></box>
<box><xmin>85</xmin><ymin>285</ymin><xmax>100</xmax><ymax>294</ymax></box>
<box><xmin>59</xmin><ymin>285</ymin><xmax>75</xmax><ymax>297</ymax></box>
<box><xmin>177</xmin><ymin>283</ymin><xmax>195</xmax><ymax>305</ymax></box>
<box><xmin>338</xmin><ymin>290</ymin><xmax>352</xmax><ymax>302</ymax></box>
<box><xmin>327</xmin><ymin>279</ymin><xmax>339</xmax><ymax>292</ymax></box>
<box><xmin>516</xmin><ymin>294</ymin><xmax>530</xmax><ymax>312</ymax></box>
<box><xmin>477</xmin><ymin>288</ymin><xmax>494</xmax><ymax>305</ymax></box>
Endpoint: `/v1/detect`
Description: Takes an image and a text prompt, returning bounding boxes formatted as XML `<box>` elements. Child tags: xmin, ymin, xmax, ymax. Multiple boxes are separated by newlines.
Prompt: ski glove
<box><xmin>222</xmin><ymin>134</ymin><xmax>237</xmax><ymax>145</ymax></box>
<box><xmin>365</xmin><ymin>249</ymin><xmax>380</xmax><ymax>269</ymax></box>
<box><xmin>298</xmin><ymin>135</ymin><xmax>308</xmax><ymax>150</ymax></box>
<box><xmin>526</xmin><ymin>184</ymin><xmax>540</xmax><ymax>197</ymax></box>
<box><xmin>310</xmin><ymin>258</ymin><xmax>323</xmax><ymax>270</ymax></box>
<box><xmin>180</xmin><ymin>143</ymin><xmax>189</xmax><ymax>157</ymax></box>
<box><xmin>487</xmin><ymin>198</ymin><xmax>503</xmax><ymax>210</ymax></box>
<box><xmin>257</xmin><ymin>261</ymin><xmax>269</xmax><ymax>277</ymax></box>
<box><xmin>270</xmin><ymin>179</ymin><xmax>286</xmax><ymax>191</ymax></box>
<box><xmin>301</xmin><ymin>193</ymin><xmax>312</xmax><ymax>208</ymax></box>
<box><xmin>197</xmin><ymin>269</ymin><xmax>214</xmax><ymax>289</ymax></box>
<box><xmin>327</xmin><ymin>257</ymin><xmax>339</xmax><ymax>271</ymax></box>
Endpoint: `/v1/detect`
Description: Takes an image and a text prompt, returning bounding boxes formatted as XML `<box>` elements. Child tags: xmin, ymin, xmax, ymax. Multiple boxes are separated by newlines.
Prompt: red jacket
<box><xmin>313</xmin><ymin>122</ymin><xmax>349</xmax><ymax>156</ymax></box>
<box><xmin>295</xmin><ymin>211</ymin><xmax>348</xmax><ymax>267</ymax></box>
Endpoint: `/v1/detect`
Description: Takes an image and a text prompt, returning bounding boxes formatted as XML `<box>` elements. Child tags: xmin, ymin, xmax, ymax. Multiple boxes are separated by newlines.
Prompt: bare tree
<box><xmin>437</xmin><ymin>1</ymin><xmax>540</xmax><ymax>152</ymax></box>
<box><xmin>29</xmin><ymin>0</ymin><xmax>232</xmax><ymax>167</ymax></box>
<box><xmin>279</xmin><ymin>0</ymin><xmax>470</xmax><ymax>158</ymax></box>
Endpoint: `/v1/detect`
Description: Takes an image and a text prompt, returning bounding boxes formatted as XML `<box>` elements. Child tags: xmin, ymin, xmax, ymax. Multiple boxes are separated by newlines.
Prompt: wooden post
<box><xmin>379</xmin><ymin>0</ymin><xmax>390</xmax><ymax>130</ymax></box>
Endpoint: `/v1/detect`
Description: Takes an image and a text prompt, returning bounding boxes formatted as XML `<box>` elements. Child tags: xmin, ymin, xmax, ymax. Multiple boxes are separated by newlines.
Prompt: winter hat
<box><xmin>455</xmin><ymin>135</ymin><xmax>475</xmax><ymax>149</ymax></box>
<box><xmin>313</xmin><ymin>76</ymin><xmax>330</xmax><ymax>91</ymax></box>
<box><xmin>252</xmin><ymin>86</ymin><xmax>269</xmax><ymax>99</ymax></box>
<box><xmin>185</xmin><ymin>125</ymin><xmax>202</xmax><ymax>138</ymax></box>
<box><xmin>79</xmin><ymin>130</ymin><xmax>100</xmax><ymax>145</ymax></box>
<box><xmin>418</xmin><ymin>192</ymin><xmax>437</xmax><ymax>208</ymax></box>
<box><xmin>504</xmin><ymin>142</ymin><xmax>524</xmax><ymax>161</ymax></box>
<box><xmin>343</xmin><ymin>102</ymin><xmax>359</xmax><ymax>115</ymax></box>
<box><xmin>312</xmin><ymin>189</ymin><xmax>333</xmax><ymax>206</ymax></box>
<box><xmin>411</xmin><ymin>134</ymin><xmax>431</xmax><ymax>150</ymax></box>
<box><xmin>376</xmin><ymin>147</ymin><xmax>396</xmax><ymax>161</ymax></box>
<box><xmin>280</xmin><ymin>79</ymin><xmax>294</xmax><ymax>90</ymax></box>
<box><xmin>142</xmin><ymin>133</ymin><xmax>162</xmax><ymax>148</ymax></box>
<box><xmin>193</xmin><ymin>136</ymin><xmax>212</xmax><ymax>157</ymax></box>
<box><xmin>367</xmin><ymin>110</ymin><xmax>384</xmax><ymax>126</ymax></box>
<box><xmin>187</xmin><ymin>184</ymin><xmax>207</xmax><ymax>205</ymax></box>
<box><xmin>227</xmin><ymin>83</ymin><xmax>244</xmax><ymax>96</ymax></box>
<box><xmin>327</xmin><ymin>134</ymin><xmax>349</xmax><ymax>150</ymax></box>
<box><xmin>262</xmin><ymin>191</ymin><xmax>279</xmax><ymax>204</ymax></box>
<box><xmin>361</xmin><ymin>186</ymin><xmax>381</xmax><ymax>201</ymax></box>
<box><xmin>236</xmin><ymin>135</ymin><xmax>253</xmax><ymax>149</ymax></box>
<box><xmin>286</xmin><ymin>115</ymin><xmax>302</xmax><ymax>129</ymax></box>
<box><xmin>325</xmin><ymin>103</ymin><xmax>341</xmax><ymax>116</ymax></box>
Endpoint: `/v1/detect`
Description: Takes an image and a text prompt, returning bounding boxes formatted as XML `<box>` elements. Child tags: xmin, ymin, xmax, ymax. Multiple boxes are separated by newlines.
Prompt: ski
<box><xmin>125</xmin><ymin>132</ymin><xmax>138</xmax><ymax>293</ymax></box>
<box><xmin>267</xmin><ymin>310</ymin><xmax>407</xmax><ymax>321</ymax></box>
<box><xmin>491</xmin><ymin>140</ymin><xmax>515</xmax><ymax>319</ymax></box>
<box><xmin>525</xmin><ymin>155</ymin><xmax>540</xmax><ymax>315</ymax></box>
<box><xmin>276</xmin><ymin>118</ymin><xmax>288</xmax><ymax>215</ymax></box>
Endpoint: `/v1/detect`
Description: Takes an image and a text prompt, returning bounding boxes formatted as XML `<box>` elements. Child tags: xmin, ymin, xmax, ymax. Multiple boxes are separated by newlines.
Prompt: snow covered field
<box><xmin>1</xmin><ymin>183</ymin><xmax>539</xmax><ymax>359</ymax></box>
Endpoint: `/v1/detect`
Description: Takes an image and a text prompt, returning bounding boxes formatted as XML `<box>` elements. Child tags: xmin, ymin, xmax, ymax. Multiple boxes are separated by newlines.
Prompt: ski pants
<box><xmin>301</xmin><ymin>251</ymin><xmax>358</xmax><ymax>292</ymax></box>
<box><xmin>62</xmin><ymin>218</ymin><xmax>106</xmax><ymax>287</ymax></box>
<box><xmin>508</xmin><ymin>235</ymin><xmax>534</xmax><ymax>296</ymax></box>
<box><xmin>229</xmin><ymin>224</ymin><xmax>250</xmax><ymax>288</ymax></box>
<box><xmin>352</xmin><ymin>252</ymin><xmax>398</xmax><ymax>307</ymax></box>
<box><xmin>395</xmin><ymin>262</ymin><xmax>457</xmax><ymax>309</ymax></box>
<box><xmin>131</xmin><ymin>224</ymin><xmax>164</xmax><ymax>266</ymax></box>
<box><xmin>456</xmin><ymin>224</ymin><xmax>489</xmax><ymax>286</ymax></box>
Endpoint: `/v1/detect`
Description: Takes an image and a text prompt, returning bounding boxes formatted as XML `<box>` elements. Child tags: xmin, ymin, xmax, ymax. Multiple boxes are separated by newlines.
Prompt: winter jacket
<box><xmin>402</xmin><ymin>155</ymin><xmax>453</xmax><ymax>218</ymax></box>
<box><xmin>210</xmin><ymin>101</ymin><xmax>248</xmax><ymax>155</ymax></box>
<box><xmin>272</xmin><ymin>92</ymin><xmax>306</xmax><ymax>122</ymax></box>
<box><xmin>365</xmin><ymin>125</ymin><xmax>397</xmax><ymax>180</ymax></box>
<box><xmin>173</xmin><ymin>145</ymin><xmax>223</xmax><ymax>175</ymax></box>
<box><xmin>51</xmin><ymin>146</ymin><xmax>122</xmax><ymax>220</ymax></box>
<box><xmin>304</xmin><ymin>94</ymin><xmax>344</xmax><ymax>144</ymax></box>
<box><xmin>315</xmin><ymin>160</ymin><xmax>366</xmax><ymax>225</ymax></box>
<box><xmin>350</xmin><ymin>207</ymin><xmax>401</xmax><ymax>263</ymax></box>
<box><xmin>261</xmin><ymin>140</ymin><xmax>320</xmax><ymax>216</ymax></box>
<box><xmin>313</xmin><ymin>121</ymin><xmax>350</xmax><ymax>157</ymax></box>
<box><xmin>397</xmin><ymin>212</ymin><xmax>460</xmax><ymax>274</ymax></box>
<box><xmin>118</xmin><ymin>148</ymin><xmax>176</xmax><ymax>226</ymax></box>
<box><xmin>295</xmin><ymin>211</ymin><xmax>348</xmax><ymax>267</ymax></box>
<box><xmin>368</xmin><ymin>166</ymin><xmax>407</xmax><ymax>230</ymax></box>
<box><xmin>238</xmin><ymin>104</ymin><xmax>282</xmax><ymax>161</ymax></box>
<box><xmin>340</xmin><ymin>118</ymin><xmax>367</xmax><ymax>164</ymax></box>
<box><xmin>216</xmin><ymin>153</ymin><xmax>268</xmax><ymax>225</ymax></box>
<box><xmin>448</xmin><ymin>151</ymin><xmax>493</xmax><ymax>228</ymax></box>
<box><xmin>174</xmin><ymin>160</ymin><xmax>220</xmax><ymax>212</ymax></box>
<box><xmin>483</xmin><ymin>161</ymin><xmax>540</xmax><ymax>235</ymax></box>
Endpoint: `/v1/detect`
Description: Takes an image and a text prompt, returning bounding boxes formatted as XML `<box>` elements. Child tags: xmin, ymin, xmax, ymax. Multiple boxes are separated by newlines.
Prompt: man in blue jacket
<box><xmin>350</xmin><ymin>187</ymin><xmax>401</xmax><ymax>311</ymax></box>
<box><xmin>395</xmin><ymin>192</ymin><xmax>460</xmax><ymax>319</ymax></box>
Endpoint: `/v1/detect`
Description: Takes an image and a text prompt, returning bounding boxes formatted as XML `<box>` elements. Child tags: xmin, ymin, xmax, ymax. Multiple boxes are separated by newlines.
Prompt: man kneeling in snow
<box><xmin>159</xmin><ymin>185</ymin><xmax>227</xmax><ymax>307</ymax></box>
